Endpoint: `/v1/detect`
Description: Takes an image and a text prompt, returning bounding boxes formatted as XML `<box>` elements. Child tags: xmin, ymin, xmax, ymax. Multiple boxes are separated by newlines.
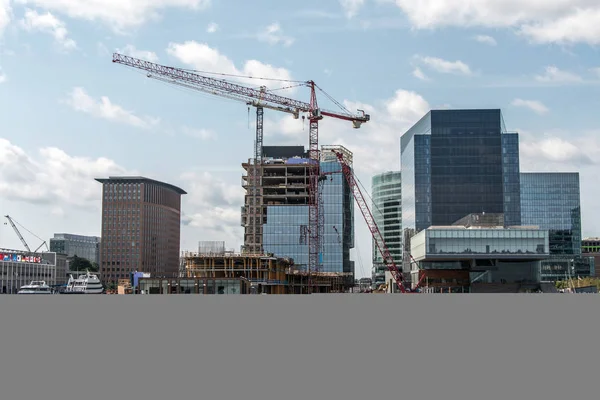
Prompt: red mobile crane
<box><xmin>111</xmin><ymin>54</ymin><xmax>370</xmax><ymax>285</ymax></box>
<box><xmin>331</xmin><ymin>150</ymin><xmax>428</xmax><ymax>293</ymax></box>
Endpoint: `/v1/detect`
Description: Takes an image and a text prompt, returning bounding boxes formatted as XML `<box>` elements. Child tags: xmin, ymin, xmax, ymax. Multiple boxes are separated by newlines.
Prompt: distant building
<box><xmin>55</xmin><ymin>253</ymin><xmax>69</xmax><ymax>285</ymax></box>
<box><xmin>95</xmin><ymin>176</ymin><xmax>187</xmax><ymax>285</ymax></box>
<box><xmin>401</xmin><ymin>109</ymin><xmax>521</xmax><ymax>280</ymax></box>
<box><xmin>241</xmin><ymin>145</ymin><xmax>355</xmax><ymax>287</ymax></box>
<box><xmin>520</xmin><ymin>172</ymin><xmax>594</xmax><ymax>280</ymax></box>
<box><xmin>371</xmin><ymin>171</ymin><xmax>402</xmax><ymax>289</ymax></box>
<box><xmin>0</xmin><ymin>249</ymin><xmax>58</xmax><ymax>293</ymax></box>
<box><xmin>50</xmin><ymin>233</ymin><xmax>100</xmax><ymax>264</ymax></box>
<box><xmin>582</xmin><ymin>238</ymin><xmax>600</xmax><ymax>278</ymax></box>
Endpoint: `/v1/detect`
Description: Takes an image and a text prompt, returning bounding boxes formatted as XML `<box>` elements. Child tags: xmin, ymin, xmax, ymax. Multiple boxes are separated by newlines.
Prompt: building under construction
<box><xmin>241</xmin><ymin>145</ymin><xmax>355</xmax><ymax>286</ymax></box>
<box><xmin>183</xmin><ymin>249</ymin><xmax>352</xmax><ymax>294</ymax></box>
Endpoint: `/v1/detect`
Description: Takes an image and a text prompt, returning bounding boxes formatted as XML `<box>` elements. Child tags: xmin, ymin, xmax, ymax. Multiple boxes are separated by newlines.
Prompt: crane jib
<box><xmin>112</xmin><ymin>53</ymin><xmax>369</xmax><ymax>123</ymax></box>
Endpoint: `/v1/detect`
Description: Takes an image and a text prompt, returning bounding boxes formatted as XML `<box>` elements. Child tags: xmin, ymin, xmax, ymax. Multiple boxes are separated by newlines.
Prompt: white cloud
<box><xmin>339</xmin><ymin>0</ymin><xmax>365</xmax><ymax>18</ymax></box>
<box><xmin>534</xmin><ymin>66</ymin><xmax>583</xmax><ymax>84</ymax></box>
<box><xmin>474</xmin><ymin>34</ymin><xmax>497</xmax><ymax>46</ymax></box>
<box><xmin>15</xmin><ymin>0</ymin><xmax>211</xmax><ymax>31</ymax></box>
<box><xmin>413</xmin><ymin>55</ymin><xmax>472</xmax><ymax>75</ymax></box>
<box><xmin>179</xmin><ymin>171</ymin><xmax>244</xmax><ymax>241</ymax></box>
<box><xmin>116</xmin><ymin>44</ymin><xmax>159</xmax><ymax>62</ymax></box>
<box><xmin>0</xmin><ymin>67</ymin><xmax>6</xmax><ymax>83</ymax></box>
<box><xmin>590</xmin><ymin>67</ymin><xmax>600</xmax><ymax>78</ymax></box>
<box><xmin>0</xmin><ymin>0</ymin><xmax>11</xmax><ymax>35</ymax></box>
<box><xmin>511</xmin><ymin>98</ymin><xmax>549</xmax><ymax>114</ymax></box>
<box><xmin>0</xmin><ymin>138</ymin><xmax>128</xmax><ymax>208</ymax></box>
<box><xmin>64</xmin><ymin>87</ymin><xmax>160</xmax><ymax>129</ymax></box>
<box><xmin>182</xmin><ymin>126</ymin><xmax>215</xmax><ymax>140</ymax></box>
<box><xmin>19</xmin><ymin>8</ymin><xmax>76</xmax><ymax>50</ymax></box>
<box><xmin>391</xmin><ymin>0</ymin><xmax>600</xmax><ymax>45</ymax></box>
<box><xmin>412</xmin><ymin>67</ymin><xmax>429</xmax><ymax>81</ymax></box>
<box><xmin>520</xmin><ymin>135</ymin><xmax>596</xmax><ymax>166</ymax></box>
<box><xmin>257</xmin><ymin>22</ymin><xmax>294</xmax><ymax>47</ymax></box>
<box><xmin>206</xmin><ymin>22</ymin><xmax>218</xmax><ymax>33</ymax></box>
<box><xmin>166</xmin><ymin>41</ymin><xmax>296</xmax><ymax>93</ymax></box>
<box><xmin>519</xmin><ymin>8</ymin><xmax>600</xmax><ymax>45</ymax></box>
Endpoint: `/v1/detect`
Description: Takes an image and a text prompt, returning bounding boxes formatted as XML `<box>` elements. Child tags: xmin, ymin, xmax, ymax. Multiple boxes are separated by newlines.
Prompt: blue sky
<box><xmin>1</xmin><ymin>0</ymin><xmax>599</xmax><ymax>278</ymax></box>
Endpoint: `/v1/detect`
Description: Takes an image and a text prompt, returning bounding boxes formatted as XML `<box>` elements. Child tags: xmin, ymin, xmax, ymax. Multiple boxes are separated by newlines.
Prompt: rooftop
<box><xmin>95</xmin><ymin>176</ymin><xmax>187</xmax><ymax>195</ymax></box>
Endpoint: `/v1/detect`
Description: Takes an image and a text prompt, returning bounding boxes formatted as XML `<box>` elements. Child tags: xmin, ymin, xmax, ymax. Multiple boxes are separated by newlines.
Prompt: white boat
<box><xmin>18</xmin><ymin>280</ymin><xmax>54</xmax><ymax>294</ymax></box>
<box><xmin>63</xmin><ymin>271</ymin><xmax>104</xmax><ymax>294</ymax></box>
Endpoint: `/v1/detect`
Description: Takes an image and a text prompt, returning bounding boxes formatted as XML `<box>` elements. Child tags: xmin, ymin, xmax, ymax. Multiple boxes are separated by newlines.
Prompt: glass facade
<box><xmin>411</xmin><ymin>228</ymin><xmax>549</xmax><ymax>261</ymax></box>
<box><xmin>50</xmin><ymin>233</ymin><xmax>101</xmax><ymax>264</ymax></box>
<box><xmin>502</xmin><ymin>134</ymin><xmax>521</xmax><ymax>226</ymax></box>
<box><xmin>520</xmin><ymin>172</ymin><xmax>592</xmax><ymax>279</ymax></box>
<box><xmin>429</xmin><ymin>110</ymin><xmax>505</xmax><ymax>226</ymax></box>
<box><xmin>371</xmin><ymin>171</ymin><xmax>402</xmax><ymax>287</ymax></box>
<box><xmin>262</xmin><ymin>160</ymin><xmax>354</xmax><ymax>274</ymax></box>
<box><xmin>520</xmin><ymin>173</ymin><xmax>581</xmax><ymax>255</ymax></box>
<box><xmin>401</xmin><ymin>109</ymin><xmax>521</xmax><ymax>232</ymax></box>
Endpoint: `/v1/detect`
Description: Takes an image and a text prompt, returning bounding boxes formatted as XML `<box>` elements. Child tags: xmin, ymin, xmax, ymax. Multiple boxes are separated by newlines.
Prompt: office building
<box><xmin>582</xmin><ymin>238</ymin><xmax>600</xmax><ymax>277</ymax></box>
<box><xmin>401</xmin><ymin>108</ymin><xmax>521</xmax><ymax>233</ymax></box>
<box><xmin>95</xmin><ymin>176</ymin><xmax>187</xmax><ymax>285</ymax></box>
<box><xmin>520</xmin><ymin>172</ymin><xmax>594</xmax><ymax>279</ymax></box>
<box><xmin>410</xmin><ymin>214</ymin><xmax>549</xmax><ymax>293</ymax></box>
<box><xmin>401</xmin><ymin>109</ymin><xmax>521</xmax><ymax>281</ymax></box>
<box><xmin>1</xmin><ymin>249</ymin><xmax>58</xmax><ymax>293</ymax></box>
<box><xmin>241</xmin><ymin>145</ymin><xmax>354</xmax><ymax>282</ymax></box>
<box><xmin>50</xmin><ymin>233</ymin><xmax>100</xmax><ymax>264</ymax></box>
<box><xmin>371</xmin><ymin>171</ymin><xmax>402</xmax><ymax>289</ymax></box>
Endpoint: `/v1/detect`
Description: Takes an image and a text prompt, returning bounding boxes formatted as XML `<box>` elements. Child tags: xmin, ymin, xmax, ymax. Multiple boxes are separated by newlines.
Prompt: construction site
<box><xmin>110</xmin><ymin>53</ymin><xmax>412</xmax><ymax>294</ymax></box>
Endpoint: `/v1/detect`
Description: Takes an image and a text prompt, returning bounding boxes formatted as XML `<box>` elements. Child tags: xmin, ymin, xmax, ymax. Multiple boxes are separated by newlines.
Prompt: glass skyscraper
<box><xmin>371</xmin><ymin>171</ymin><xmax>402</xmax><ymax>288</ymax></box>
<box><xmin>520</xmin><ymin>172</ymin><xmax>593</xmax><ymax>279</ymax></box>
<box><xmin>401</xmin><ymin>109</ymin><xmax>521</xmax><ymax>233</ymax></box>
<box><xmin>400</xmin><ymin>109</ymin><xmax>522</xmax><ymax>275</ymax></box>
<box><xmin>259</xmin><ymin>148</ymin><xmax>355</xmax><ymax>275</ymax></box>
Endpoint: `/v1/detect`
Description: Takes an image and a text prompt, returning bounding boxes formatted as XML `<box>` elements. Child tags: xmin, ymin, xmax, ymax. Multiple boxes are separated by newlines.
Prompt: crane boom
<box><xmin>4</xmin><ymin>215</ymin><xmax>32</xmax><ymax>252</ymax></box>
<box><xmin>111</xmin><ymin>53</ymin><xmax>370</xmax><ymax>124</ymax></box>
<box><xmin>331</xmin><ymin>152</ymin><xmax>406</xmax><ymax>293</ymax></box>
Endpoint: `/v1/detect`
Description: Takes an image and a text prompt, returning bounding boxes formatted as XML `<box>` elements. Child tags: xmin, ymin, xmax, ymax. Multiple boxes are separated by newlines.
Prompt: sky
<box><xmin>1</xmin><ymin>0</ymin><xmax>600</xmax><ymax>279</ymax></box>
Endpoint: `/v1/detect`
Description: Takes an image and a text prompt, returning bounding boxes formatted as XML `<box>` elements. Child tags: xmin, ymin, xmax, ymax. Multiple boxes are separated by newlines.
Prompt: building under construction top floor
<box><xmin>182</xmin><ymin>251</ymin><xmax>352</xmax><ymax>294</ymax></box>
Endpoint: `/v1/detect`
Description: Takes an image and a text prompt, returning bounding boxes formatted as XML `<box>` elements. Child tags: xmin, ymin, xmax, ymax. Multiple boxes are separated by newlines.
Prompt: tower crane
<box><xmin>111</xmin><ymin>53</ymin><xmax>370</xmax><ymax>285</ymax></box>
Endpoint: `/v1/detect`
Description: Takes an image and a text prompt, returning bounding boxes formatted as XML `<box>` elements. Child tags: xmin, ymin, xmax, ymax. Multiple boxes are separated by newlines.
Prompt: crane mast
<box><xmin>111</xmin><ymin>53</ymin><xmax>370</xmax><ymax>289</ymax></box>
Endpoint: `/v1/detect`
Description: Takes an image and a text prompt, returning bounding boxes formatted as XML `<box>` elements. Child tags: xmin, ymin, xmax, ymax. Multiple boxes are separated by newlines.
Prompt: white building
<box><xmin>1</xmin><ymin>249</ymin><xmax>58</xmax><ymax>293</ymax></box>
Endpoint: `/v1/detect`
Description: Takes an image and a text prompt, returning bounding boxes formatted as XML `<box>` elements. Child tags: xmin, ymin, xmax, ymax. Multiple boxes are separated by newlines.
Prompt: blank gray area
<box><xmin>0</xmin><ymin>294</ymin><xmax>598</xmax><ymax>400</ymax></box>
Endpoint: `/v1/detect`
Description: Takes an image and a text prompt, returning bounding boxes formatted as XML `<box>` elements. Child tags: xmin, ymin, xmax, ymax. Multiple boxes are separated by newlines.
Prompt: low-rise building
<box><xmin>409</xmin><ymin>214</ymin><xmax>550</xmax><ymax>293</ymax></box>
<box><xmin>1</xmin><ymin>249</ymin><xmax>58</xmax><ymax>293</ymax></box>
<box><xmin>582</xmin><ymin>238</ymin><xmax>600</xmax><ymax>278</ymax></box>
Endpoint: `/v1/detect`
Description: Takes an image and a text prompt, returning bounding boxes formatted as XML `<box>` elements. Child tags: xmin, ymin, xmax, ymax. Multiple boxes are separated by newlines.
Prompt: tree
<box><xmin>69</xmin><ymin>255</ymin><xmax>98</xmax><ymax>272</ymax></box>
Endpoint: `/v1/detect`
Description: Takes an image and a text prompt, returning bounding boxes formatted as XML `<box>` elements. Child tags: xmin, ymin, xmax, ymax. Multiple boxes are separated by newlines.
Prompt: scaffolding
<box><xmin>182</xmin><ymin>252</ymin><xmax>351</xmax><ymax>294</ymax></box>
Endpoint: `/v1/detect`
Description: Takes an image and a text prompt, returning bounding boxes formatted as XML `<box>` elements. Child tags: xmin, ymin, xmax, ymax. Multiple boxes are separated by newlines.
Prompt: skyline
<box><xmin>1</xmin><ymin>0</ymin><xmax>600</xmax><ymax>278</ymax></box>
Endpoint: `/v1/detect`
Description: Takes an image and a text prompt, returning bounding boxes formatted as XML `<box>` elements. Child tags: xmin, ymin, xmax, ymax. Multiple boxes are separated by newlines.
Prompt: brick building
<box><xmin>95</xmin><ymin>176</ymin><xmax>186</xmax><ymax>285</ymax></box>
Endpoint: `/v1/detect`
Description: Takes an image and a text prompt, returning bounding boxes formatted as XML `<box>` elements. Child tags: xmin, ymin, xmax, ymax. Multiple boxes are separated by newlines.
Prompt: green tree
<box><xmin>69</xmin><ymin>255</ymin><xmax>98</xmax><ymax>272</ymax></box>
